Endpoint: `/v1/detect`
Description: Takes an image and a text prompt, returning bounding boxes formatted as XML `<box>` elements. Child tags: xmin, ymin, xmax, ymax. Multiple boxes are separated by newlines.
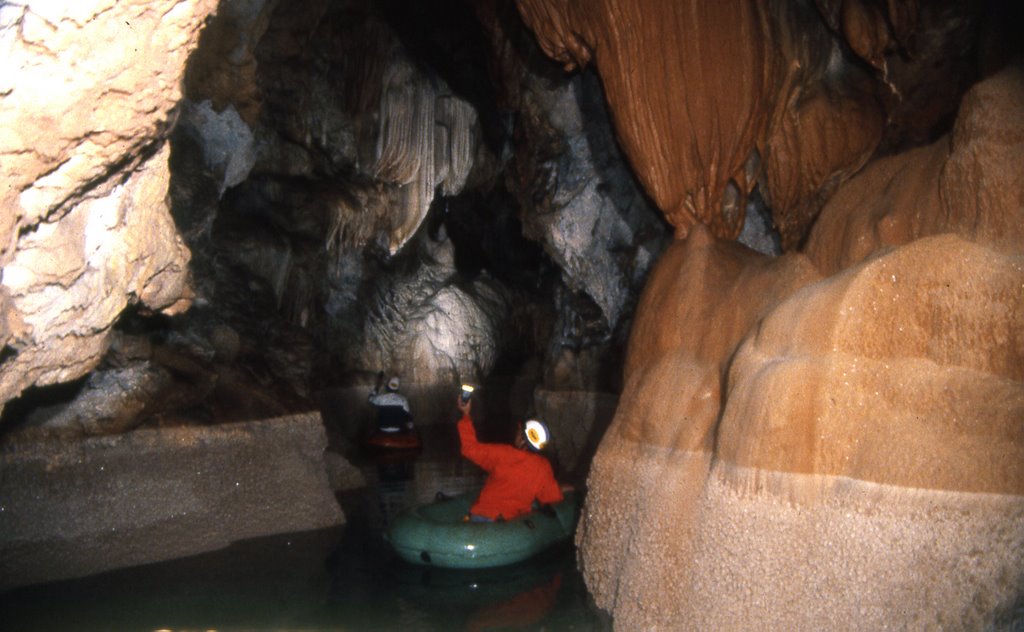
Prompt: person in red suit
<box><xmin>455</xmin><ymin>395</ymin><xmax>566</xmax><ymax>522</ymax></box>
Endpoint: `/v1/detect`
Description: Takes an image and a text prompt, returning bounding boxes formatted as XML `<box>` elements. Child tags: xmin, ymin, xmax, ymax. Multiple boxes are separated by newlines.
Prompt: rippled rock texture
<box><xmin>516</xmin><ymin>0</ymin><xmax>998</xmax><ymax>250</ymax></box>
<box><xmin>572</xmin><ymin>61</ymin><xmax>1024</xmax><ymax>627</ymax></box>
<box><xmin>2</xmin><ymin>0</ymin><xmax>1021</xmax><ymax>624</ymax></box>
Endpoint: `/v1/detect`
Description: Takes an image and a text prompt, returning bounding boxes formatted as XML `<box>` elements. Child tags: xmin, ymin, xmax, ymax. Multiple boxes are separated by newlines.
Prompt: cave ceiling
<box><xmin>0</xmin><ymin>0</ymin><xmax>1019</xmax><ymax>434</ymax></box>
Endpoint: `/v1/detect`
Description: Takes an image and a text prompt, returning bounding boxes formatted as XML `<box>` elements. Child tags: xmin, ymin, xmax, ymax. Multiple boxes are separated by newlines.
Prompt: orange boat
<box><xmin>364</xmin><ymin>429</ymin><xmax>422</xmax><ymax>452</ymax></box>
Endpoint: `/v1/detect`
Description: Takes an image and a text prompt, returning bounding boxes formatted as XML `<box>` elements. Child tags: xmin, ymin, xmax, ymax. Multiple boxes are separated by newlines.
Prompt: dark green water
<box><xmin>0</xmin><ymin>425</ymin><xmax>610</xmax><ymax>631</ymax></box>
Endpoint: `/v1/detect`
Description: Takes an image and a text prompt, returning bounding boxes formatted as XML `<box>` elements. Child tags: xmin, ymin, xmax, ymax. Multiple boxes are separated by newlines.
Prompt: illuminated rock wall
<box><xmin>573</xmin><ymin>62</ymin><xmax>1024</xmax><ymax>628</ymax></box>
<box><xmin>515</xmin><ymin>0</ymin><xmax>890</xmax><ymax>247</ymax></box>
<box><xmin>0</xmin><ymin>0</ymin><xmax>216</xmax><ymax>414</ymax></box>
<box><xmin>512</xmin><ymin>0</ymin><xmax>1024</xmax><ymax>625</ymax></box>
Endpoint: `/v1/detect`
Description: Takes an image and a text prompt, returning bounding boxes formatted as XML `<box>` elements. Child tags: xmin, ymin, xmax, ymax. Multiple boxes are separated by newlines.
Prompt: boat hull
<box><xmin>364</xmin><ymin>429</ymin><xmax>422</xmax><ymax>452</ymax></box>
<box><xmin>386</xmin><ymin>491</ymin><xmax>579</xmax><ymax>569</ymax></box>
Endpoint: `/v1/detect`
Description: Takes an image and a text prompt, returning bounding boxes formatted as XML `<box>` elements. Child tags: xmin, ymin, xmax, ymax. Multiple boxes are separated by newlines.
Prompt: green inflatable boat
<box><xmin>385</xmin><ymin>490</ymin><xmax>579</xmax><ymax>569</ymax></box>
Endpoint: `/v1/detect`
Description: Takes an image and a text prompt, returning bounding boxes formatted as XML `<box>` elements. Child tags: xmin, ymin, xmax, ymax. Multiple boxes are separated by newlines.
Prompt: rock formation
<box><xmin>805</xmin><ymin>64</ymin><xmax>1024</xmax><ymax>273</ymax></box>
<box><xmin>1</xmin><ymin>0</ymin><xmax>1021</xmax><ymax>626</ymax></box>
<box><xmin>515</xmin><ymin>0</ymin><xmax>895</xmax><ymax>247</ymax></box>
<box><xmin>563</xmin><ymin>40</ymin><xmax>1024</xmax><ymax>632</ymax></box>
<box><xmin>1</xmin><ymin>413</ymin><xmax>343</xmax><ymax>589</ymax></box>
<box><xmin>0</xmin><ymin>0</ymin><xmax>215</xmax><ymax>416</ymax></box>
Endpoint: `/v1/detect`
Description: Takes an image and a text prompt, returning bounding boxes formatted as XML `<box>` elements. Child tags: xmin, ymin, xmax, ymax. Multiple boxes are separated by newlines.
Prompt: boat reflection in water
<box><xmin>0</xmin><ymin>426</ymin><xmax>608</xmax><ymax>630</ymax></box>
<box><xmin>328</xmin><ymin>424</ymin><xmax>607</xmax><ymax>630</ymax></box>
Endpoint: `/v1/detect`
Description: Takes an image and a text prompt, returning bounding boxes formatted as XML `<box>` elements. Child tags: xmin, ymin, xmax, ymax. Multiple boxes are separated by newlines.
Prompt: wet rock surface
<box><xmin>0</xmin><ymin>413</ymin><xmax>344</xmax><ymax>591</ymax></box>
<box><xmin>571</xmin><ymin>64</ymin><xmax>1024</xmax><ymax>628</ymax></box>
<box><xmin>1</xmin><ymin>0</ymin><xmax>1022</xmax><ymax>626</ymax></box>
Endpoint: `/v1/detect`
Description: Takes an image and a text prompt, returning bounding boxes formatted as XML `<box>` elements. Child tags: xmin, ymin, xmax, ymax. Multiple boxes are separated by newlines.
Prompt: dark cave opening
<box><xmin>0</xmin><ymin>377</ymin><xmax>90</xmax><ymax>435</ymax></box>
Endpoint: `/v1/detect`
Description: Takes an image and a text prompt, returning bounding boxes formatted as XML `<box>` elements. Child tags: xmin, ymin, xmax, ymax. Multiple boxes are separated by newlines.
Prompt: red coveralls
<box><xmin>457</xmin><ymin>414</ymin><xmax>564</xmax><ymax>520</ymax></box>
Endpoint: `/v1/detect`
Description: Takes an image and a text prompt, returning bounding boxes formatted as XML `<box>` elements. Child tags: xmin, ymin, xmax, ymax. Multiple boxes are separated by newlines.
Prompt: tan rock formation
<box><xmin>1</xmin><ymin>145</ymin><xmax>192</xmax><ymax>407</ymax></box>
<box><xmin>512</xmin><ymin>1</ymin><xmax>1024</xmax><ymax>624</ymax></box>
<box><xmin>580</xmin><ymin>230</ymin><xmax>1024</xmax><ymax>628</ymax></box>
<box><xmin>573</xmin><ymin>64</ymin><xmax>1024</xmax><ymax>628</ymax></box>
<box><xmin>576</xmin><ymin>225</ymin><xmax>822</xmax><ymax>625</ymax></box>
<box><xmin>515</xmin><ymin>0</ymin><xmax>888</xmax><ymax>246</ymax></box>
<box><xmin>0</xmin><ymin>1</ymin><xmax>215</xmax><ymax>412</ymax></box>
<box><xmin>722</xmin><ymin>234</ymin><xmax>1024</xmax><ymax>494</ymax></box>
<box><xmin>806</xmin><ymin>64</ymin><xmax>1024</xmax><ymax>275</ymax></box>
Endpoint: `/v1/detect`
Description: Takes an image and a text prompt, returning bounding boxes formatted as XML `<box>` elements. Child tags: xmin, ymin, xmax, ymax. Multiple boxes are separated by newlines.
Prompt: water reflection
<box><xmin>0</xmin><ymin>425</ymin><xmax>608</xmax><ymax>631</ymax></box>
<box><xmin>328</xmin><ymin>424</ymin><xmax>606</xmax><ymax>630</ymax></box>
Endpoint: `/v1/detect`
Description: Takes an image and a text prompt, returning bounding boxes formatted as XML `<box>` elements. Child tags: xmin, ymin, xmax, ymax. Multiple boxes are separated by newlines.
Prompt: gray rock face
<box><xmin>8</xmin><ymin>363</ymin><xmax>173</xmax><ymax>440</ymax></box>
<box><xmin>0</xmin><ymin>413</ymin><xmax>344</xmax><ymax>591</ymax></box>
<box><xmin>177</xmin><ymin>100</ymin><xmax>257</xmax><ymax>197</ymax></box>
<box><xmin>737</xmin><ymin>190</ymin><xmax>782</xmax><ymax>256</ymax></box>
<box><xmin>519</xmin><ymin>71</ymin><xmax>669</xmax><ymax>344</ymax></box>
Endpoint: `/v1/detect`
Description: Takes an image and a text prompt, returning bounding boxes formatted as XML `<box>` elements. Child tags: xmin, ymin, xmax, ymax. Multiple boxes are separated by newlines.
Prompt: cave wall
<box><xmin>1</xmin><ymin>0</ymin><xmax>1021</xmax><ymax>624</ymax></box>
<box><xmin>510</xmin><ymin>0</ymin><xmax>1024</xmax><ymax>627</ymax></box>
<box><xmin>0</xmin><ymin>0</ymin><xmax>214</xmax><ymax>416</ymax></box>
<box><xmin>0</xmin><ymin>0</ymin><xmax>670</xmax><ymax>445</ymax></box>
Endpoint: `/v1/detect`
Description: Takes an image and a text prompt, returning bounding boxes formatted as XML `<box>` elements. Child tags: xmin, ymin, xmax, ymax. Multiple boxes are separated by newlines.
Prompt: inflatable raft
<box><xmin>364</xmin><ymin>429</ymin><xmax>422</xmax><ymax>452</ymax></box>
<box><xmin>386</xmin><ymin>490</ymin><xmax>579</xmax><ymax>569</ymax></box>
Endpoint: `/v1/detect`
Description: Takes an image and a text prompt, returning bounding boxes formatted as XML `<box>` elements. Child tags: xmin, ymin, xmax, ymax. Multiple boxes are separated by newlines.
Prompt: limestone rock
<box><xmin>353</xmin><ymin>238</ymin><xmax>515</xmax><ymax>388</ymax></box>
<box><xmin>0</xmin><ymin>0</ymin><xmax>217</xmax><ymax>253</ymax></box>
<box><xmin>177</xmin><ymin>99</ymin><xmax>257</xmax><ymax>197</ymax></box>
<box><xmin>516</xmin><ymin>0</ymin><xmax>778</xmax><ymax>239</ymax></box>
<box><xmin>576</xmin><ymin>163</ymin><xmax>1023</xmax><ymax>627</ymax></box>
<box><xmin>476</xmin><ymin>7</ymin><xmax>669</xmax><ymax>362</ymax></box>
<box><xmin>251</xmin><ymin>1</ymin><xmax>480</xmax><ymax>256</ymax></box>
<box><xmin>0</xmin><ymin>413</ymin><xmax>344</xmax><ymax>591</ymax></box>
<box><xmin>515</xmin><ymin>0</ymin><xmax>886</xmax><ymax>246</ymax></box>
<box><xmin>579</xmin><ymin>232</ymin><xmax>1024</xmax><ymax>629</ymax></box>
<box><xmin>1</xmin><ymin>145</ymin><xmax>192</xmax><ymax>414</ymax></box>
<box><xmin>574</xmin><ymin>225</ymin><xmax>821</xmax><ymax>625</ymax></box>
<box><xmin>806</xmin><ymin>64</ymin><xmax>1024</xmax><ymax>275</ymax></box>
<box><xmin>518</xmin><ymin>71</ymin><xmax>668</xmax><ymax>338</ymax></box>
<box><xmin>533</xmin><ymin>388</ymin><xmax>618</xmax><ymax>478</ymax></box>
<box><xmin>515</xmin><ymin>0</ymin><xmax>986</xmax><ymax>248</ymax></box>
<box><xmin>939</xmin><ymin>63</ymin><xmax>1024</xmax><ymax>256</ymax></box>
<box><xmin>324</xmin><ymin>450</ymin><xmax>366</xmax><ymax>492</ymax></box>
<box><xmin>803</xmin><ymin>139</ymin><xmax>948</xmax><ymax>275</ymax></box>
<box><xmin>5</xmin><ymin>363</ymin><xmax>174</xmax><ymax>441</ymax></box>
<box><xmin>720</xmin><ymin>234</ymin><xmax>1024</xmax><ymax>493</ymax></box>
<box><xmin>625</xmin><ymin>224</ymin><xmax>821</xmax><ymax>384</ymax></box>
<box><xmin>183</xmin><ymin>0</ymin><xmax>279</xmax><ymax>125</ymax></box>
<box><xmin>0</xmin><ymin>0</ymin><xmax>215</xmax><ymax>415</ymax></box>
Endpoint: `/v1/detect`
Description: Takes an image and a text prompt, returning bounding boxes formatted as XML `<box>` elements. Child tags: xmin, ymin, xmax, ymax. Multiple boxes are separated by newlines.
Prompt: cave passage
<box><xmin>0</xmin><ymin>420</ymin><xmax>608</xmax><ymax>631</ymax></box>
<box><xmin>2</xmin><ymin>0</ymin><xmax>1022</xmax><ymax>628</ymax></box>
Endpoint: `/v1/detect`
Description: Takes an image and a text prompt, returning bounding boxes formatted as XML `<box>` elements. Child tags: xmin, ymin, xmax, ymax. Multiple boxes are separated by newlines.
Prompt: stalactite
<box><xmin>373</xmin><ymin>60</ymin><xmax>434</xmax><ymax>185</ymax></box>
<box><xmin>370</xmin><ymin>58</ymin><xmax>478</xmax><ymax>254</ymax></box>
<box><xmin>325</xmin><ymin>50</ymin><xmax>482</xmax><ymax>257</ymax></box>
<box><xmin>436</xmin><ymin>95</ymin><xmax>478</xmax><ymax>196</ymax></box>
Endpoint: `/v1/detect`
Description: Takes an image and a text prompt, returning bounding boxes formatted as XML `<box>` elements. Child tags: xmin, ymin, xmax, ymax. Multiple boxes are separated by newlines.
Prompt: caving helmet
<box><xmin>387</xmin><ymin>376</ymin><xmax>400</xmax><ymax>391</ymax></box>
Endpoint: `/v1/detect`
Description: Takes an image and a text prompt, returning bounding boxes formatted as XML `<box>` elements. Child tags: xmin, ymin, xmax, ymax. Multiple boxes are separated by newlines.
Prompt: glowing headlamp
<box><xmin>524</xmin><ymin>419</ymin><xmax>549</xmax><ymax>451</ymax></box>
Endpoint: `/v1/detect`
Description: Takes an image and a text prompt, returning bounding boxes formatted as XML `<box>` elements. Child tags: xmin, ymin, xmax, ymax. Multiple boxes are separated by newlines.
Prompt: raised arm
<box><xmin>456</xmin><ymin>399</ymin><xmax>502</xmax><ymax>472</ymax></box>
